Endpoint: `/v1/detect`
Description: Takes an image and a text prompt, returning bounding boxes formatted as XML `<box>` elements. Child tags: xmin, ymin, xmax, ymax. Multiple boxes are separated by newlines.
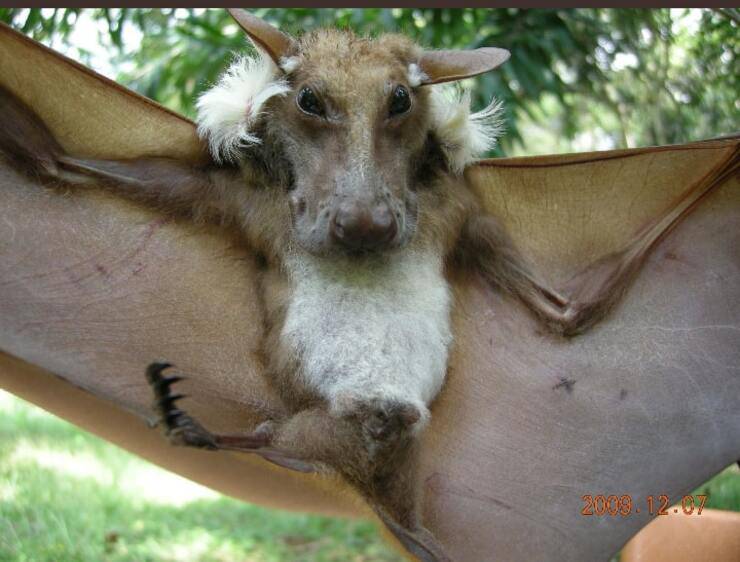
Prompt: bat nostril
<box><xmin>373</xmin><ymin>204</ymin><xmax>397</xmax><ymax>241</ymax></box>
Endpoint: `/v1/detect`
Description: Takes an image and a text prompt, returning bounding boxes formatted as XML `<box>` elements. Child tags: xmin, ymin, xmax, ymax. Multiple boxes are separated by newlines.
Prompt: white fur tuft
<box><xmin>407</xmin><ymin>63</ymin><xmax>428</xmax><ymax>88</ymax></box>
<box><xmin>196</xmin><ymin>51</ymin><xmax>290</xmax><ymax>163</ymax></box>
<box><xmin>280</xmin><ymin>56</ymin><xmax>301</xmax><ymax>74</ymax></box>
<box><xmin>428</xmin><ymin>86</ymin><xmax>505</xmax><ymax>173</ymax></box>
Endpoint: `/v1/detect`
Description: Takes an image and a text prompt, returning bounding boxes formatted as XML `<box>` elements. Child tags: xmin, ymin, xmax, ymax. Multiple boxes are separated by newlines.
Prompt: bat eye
<box><xmin>297</xmin><ymin>87</ymin><xmax>324</xmax><ymax>117</ymax></box>
<box><xmin>389</xmin><ymin>85</ymin><xmax>411</xmax><ymax>117</ymax></box>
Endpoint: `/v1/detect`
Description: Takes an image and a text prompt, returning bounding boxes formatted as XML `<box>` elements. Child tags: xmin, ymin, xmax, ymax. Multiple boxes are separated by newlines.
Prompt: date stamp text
<box><xmin>581</xmin><ymin>494</ymin><xmax>708</xmax><ymax>516</ymax></box>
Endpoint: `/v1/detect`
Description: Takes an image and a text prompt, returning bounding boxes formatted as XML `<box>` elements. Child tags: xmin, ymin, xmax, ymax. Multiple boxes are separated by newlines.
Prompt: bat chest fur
<box><xmin>280</xmin><ymin>249</ymin><xmax>452</xmax><ymax>418</ymax></box>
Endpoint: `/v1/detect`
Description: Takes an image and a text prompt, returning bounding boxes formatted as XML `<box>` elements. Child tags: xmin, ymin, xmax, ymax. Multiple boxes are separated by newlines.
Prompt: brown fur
<box><xmin>0</xmin><ymin>21</ymin><xmax>622</xmax><ymax>561</ymax></box>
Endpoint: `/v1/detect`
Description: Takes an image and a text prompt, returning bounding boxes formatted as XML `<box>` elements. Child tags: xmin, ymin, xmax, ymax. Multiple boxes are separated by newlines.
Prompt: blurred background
<box><xmin>0</xmin><ymin>8</ymin><xmax>738</xmax><ymax>562</ymax></box>
<box><xmin>0</xmin><ymin>8</ymin><xmax>737</xmax><ymax>156</ymax></box>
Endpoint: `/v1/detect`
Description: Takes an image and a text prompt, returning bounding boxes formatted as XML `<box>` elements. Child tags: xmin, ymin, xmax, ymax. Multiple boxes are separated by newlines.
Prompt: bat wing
<box><xmin>435</xmin><ymin>146</ymin><xmax>739</xmax><ymax>561</ymax></box>
<box><xmin>470</xmin><ymin>142</ymin><xmax>738</xmax><ymax>284</ymax></box>
<box><xmin>1</xmin><ymin>22</ymin><xmax>738</xmax><ymax>562</ymax></box>
<box><xmin>0</xmin><ymin>23</ymin><xmax>203</xmax><ymax>162</ymax></box>
<box><xmin>0</xmin><ymin>21</ymin><xmax>353</xmax><ymax>519</ymax></box>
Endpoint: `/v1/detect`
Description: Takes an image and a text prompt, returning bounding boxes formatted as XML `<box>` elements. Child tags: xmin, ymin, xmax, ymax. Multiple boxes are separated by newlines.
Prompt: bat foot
<box><xmin>351</xmin><ymin>399</ymin><xmax>422</xmax><ymax>460</ymax></box>
<box><xmin>145</xmin><ymin>362</ymin><xmax>217</xmax><ymax>450</ymax></box>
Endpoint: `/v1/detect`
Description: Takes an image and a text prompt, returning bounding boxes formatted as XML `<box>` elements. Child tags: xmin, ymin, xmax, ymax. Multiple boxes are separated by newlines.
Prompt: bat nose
<box><xmin>331</xmin><ymin>202</ymin><xmax>398</xmax><ymax>251</ymax></box>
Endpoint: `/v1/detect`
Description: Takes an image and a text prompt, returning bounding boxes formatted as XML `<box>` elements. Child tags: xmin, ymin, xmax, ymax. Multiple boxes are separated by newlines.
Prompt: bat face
<box><xmin>262</xmin><ymin>31</ymin><xmax>437</xmax><ymax>258</ymax></box>
<box><xmin>199</xmin><ymin>11</ymin><xmax>507</xmax><ymax>262</ymax></box>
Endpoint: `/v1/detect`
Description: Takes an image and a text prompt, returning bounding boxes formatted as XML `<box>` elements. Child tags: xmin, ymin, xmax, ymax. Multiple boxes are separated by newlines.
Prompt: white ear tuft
<box><xmin>428</xmin><ymin>86</ymin><xmax>505</xmax><ymax>174</ymax></box>
<box><xmin>407</xmin><ymin>63</ymin><xmax>428</xmax><ymax>88</ymax></box>
<box><xmin>280</xmin><ymin>56</ymin><xmax>301</xmax><ymax>74</ymax></box>
<box><xmin>196</xmin><ymin>50</ymin><xmax>290</xmax><ymax>164</ymax></box>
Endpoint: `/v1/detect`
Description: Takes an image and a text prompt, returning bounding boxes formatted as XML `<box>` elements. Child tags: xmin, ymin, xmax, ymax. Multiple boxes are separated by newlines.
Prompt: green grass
<box><xmin>1</xmin><ymin>390</ymin><xmax>738</xmax><ymax>562</ymax></box>
<box><xmin>693</xmin><ymin>464</ymin><xmax>740</xmax><ymax>512</ymax></box>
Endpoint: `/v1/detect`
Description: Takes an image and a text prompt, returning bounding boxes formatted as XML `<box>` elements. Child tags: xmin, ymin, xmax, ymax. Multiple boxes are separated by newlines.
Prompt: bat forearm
<box><xmin>455</xmin><ymin>213</ymin><xmax>578</xmax><ymax>334</ymax></box>
<box><xmin>456</xmin><ymin>211</ymin><xmax>654</xmax><ymax>336</ymax></box>
<box><xmin>0</xmin><ymin>85</ymin><xmax>245</xmax><ymax>226</ymax></box>
<box><xmin>55</xmin><ymin>155</ymin><xmax>242</xmax><ymax>224</ymax></box>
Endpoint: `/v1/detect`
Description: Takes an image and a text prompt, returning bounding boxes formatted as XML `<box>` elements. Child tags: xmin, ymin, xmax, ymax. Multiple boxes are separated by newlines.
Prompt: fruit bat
<box><xmin>0</xmin><ymin>14</ymin><xmax>738</xmax><ymax>562</ymax></box>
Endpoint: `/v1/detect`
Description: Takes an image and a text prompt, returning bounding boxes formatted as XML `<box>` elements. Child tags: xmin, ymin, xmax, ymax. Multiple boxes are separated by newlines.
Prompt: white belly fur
<box><xmin>282</xmin><ymin>249</ymin><xmax>452</xmax><ymax>422</ymax></box>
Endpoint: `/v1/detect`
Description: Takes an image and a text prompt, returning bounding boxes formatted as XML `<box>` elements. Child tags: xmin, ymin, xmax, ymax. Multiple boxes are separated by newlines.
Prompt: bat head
<box><xmin>197</xmin><ymin>9</ymin><xmax>509</xmax><ymax>257</ymax></box>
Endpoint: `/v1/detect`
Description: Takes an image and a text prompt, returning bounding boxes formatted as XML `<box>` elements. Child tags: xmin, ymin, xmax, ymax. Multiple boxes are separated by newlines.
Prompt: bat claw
<box><xmin>145</xmin><ymin>361</ymin><xmax>173</xmax><ymax>383</ymax></box>
<box><xmin>165</xmin><ymin>408</ymin><xmax>186</xmax><ymax>423</ymax></box>
<box><xmin>145</xmin><ymin>362</ymin><xmax>216</xmax><ymax>450</ymax></box>
<box><xmin>160</xmin><ymin>392</ymin><xmax>187</xmax><ymax>408</ymax></box>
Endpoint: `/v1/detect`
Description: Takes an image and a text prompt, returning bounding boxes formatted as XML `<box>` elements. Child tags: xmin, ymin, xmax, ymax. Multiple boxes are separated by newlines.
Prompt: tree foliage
<box><xmin>0</xmin><ymin>8</ymin><xmax>736</xmax><ymax>155</ymax></box>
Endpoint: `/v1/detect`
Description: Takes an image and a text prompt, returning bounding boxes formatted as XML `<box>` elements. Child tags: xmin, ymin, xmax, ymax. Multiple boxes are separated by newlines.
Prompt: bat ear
<box><xmin>417</xmin><ymin>48</ymin><xmax>510</xmax><ymax>85</ymax></box>
<box><xmin>227</xmin><ymin>8</ymin><xmax>296</xmax><ymax>66</ymax></box>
